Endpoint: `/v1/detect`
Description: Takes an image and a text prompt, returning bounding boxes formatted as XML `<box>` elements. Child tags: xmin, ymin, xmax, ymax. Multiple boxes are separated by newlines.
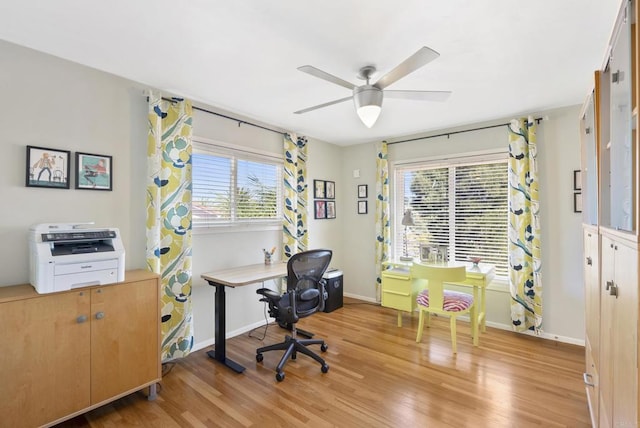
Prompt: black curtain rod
<box><xmin>387</xmin><ymin>117</ymin><xmax>544</xmax><ymax>145</ymax></box>
<box><xmin>159</xmin><ymin>97</ymin><xmax>284</xmax><ymax>136</ymax></box>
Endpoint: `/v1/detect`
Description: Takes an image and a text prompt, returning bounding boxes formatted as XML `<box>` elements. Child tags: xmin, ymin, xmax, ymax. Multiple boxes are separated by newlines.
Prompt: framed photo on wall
<box><xmin>26</xmin><ymin>145</ymin><xmax>70</xmax><ymax>189</ymax></box>
<box><xmin>573</xmin><ymin>170</ymin><xmax>582</xmax><ymax>191</ymax></box>
<box><xmin>314</xmin><ymin>200</ymin><xmax>327</xmax><ymax>219</ymax></box>
<box><xmin>358</xmin><ymin>200</ymin><xmax>368</xmax><ymax>214</ymax></box>
<box><xmin>325</xmin><ymin>181</ymin><xmax>335</xmax><ymax>199</ymax></box>
<box><xmin>76</xmin><ymin>152</ymin><xmax>113</xmax><ymax>191</ymax></box>
<box><xmin>358</xmin><ymin>184</ymin><xmax>368</xmax><ymax>198</ymax></box>
<box><xmin>314</xmin><ymin>179</ymin><xmax>326</xmax><ymax>199</ymax></box>
<box><xmin>326</xmin><ymin>201</ymin><xmax>336</xmax><ymax>219</ymax></box>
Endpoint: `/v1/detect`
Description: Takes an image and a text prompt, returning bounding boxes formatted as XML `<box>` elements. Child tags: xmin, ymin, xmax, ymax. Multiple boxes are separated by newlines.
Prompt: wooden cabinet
<box><xmin>582</xmin><ymin>0</ymin><xmax>640</xmax><ymax>426</ymax></box>
<box><xmin>0</xmin><ymin>270</ymin><xmax>160</xmax><ymax>428</ymax></box>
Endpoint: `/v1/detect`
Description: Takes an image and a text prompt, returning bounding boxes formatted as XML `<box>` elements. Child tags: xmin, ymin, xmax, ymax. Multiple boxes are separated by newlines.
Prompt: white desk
<box><xmin>381</xmin><ymin>260</ymin><xmax>495</xmax><ymax>344</ymax></box>
<box><xmin>201</xmin><ymin>262</ymin><xmax>287</xmax><ymax>373</ymax></box>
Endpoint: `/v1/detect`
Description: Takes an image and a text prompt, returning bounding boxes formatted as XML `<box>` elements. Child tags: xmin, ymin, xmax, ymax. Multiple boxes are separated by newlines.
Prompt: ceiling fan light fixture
<box><xmin>354</xmin><ymin>86</ymin><xmax>383</xmax><ymax>128</ymax></box>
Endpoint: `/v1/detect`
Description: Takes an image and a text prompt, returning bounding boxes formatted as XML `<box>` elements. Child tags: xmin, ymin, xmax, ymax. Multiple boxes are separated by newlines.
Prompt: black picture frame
<box><xmin>326</xmin><ymin>201</ymin><xmax>336</xmax><ymax>219</ymax></box>
<box><xmin>358</xmin><ymin>184</ymin><xmax>368</xmax><ymax>198</ymax></box>
<box><xmin>573</xmin><ymin>170</ymin><xmax>582</xmax><ymax>191</ymax></box>
<box><xmin>314</xmin><ymin>200</ymin><xmax>327</xmax><ymax>219</ymax></box>
<box><xmin>76</xmin><ymin>152</ymin><xmax>113</xmax><ymax>191</ymax></box>
<box><xmin>26</xmin><ymin>145</ymin><xmax>71</xmax><ymax>189</ymax></box>
<box><xmin>574</xmin><ymin>192</ymin><xmax>582</xmax><ymax>213</ymax></box>
<box><xmin>314</xmin><ymin>179</ymin><xmax>326</xmax><ymax>199</ymax></box>
<box><xmin>358</xmin><ymin>200</ymin><xmax>368</xmax><ymax>214</ymax></box>
<box><xmin>325</xmin><ymin>181</ymin><xmax>335</xmax><ymax>199</ymax></box>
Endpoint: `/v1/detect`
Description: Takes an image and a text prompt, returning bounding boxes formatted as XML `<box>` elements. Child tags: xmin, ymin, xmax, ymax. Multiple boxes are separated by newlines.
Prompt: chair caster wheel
<box><xmin>256</xmin><ymin>353</ymin><xmax>263</xmax><ymax>363</ymax></box>
<box><xmin>276</xmin><ymin>371</ymin><xmax>285</xmax><ymax>382</ymax></box>
<box><xmin>321</xmin><ymin>364</ymin><xmax>329</xmax><ymax>373</ymax></box>
<box><xmin>320</xmin><ymin>344</ymin><xmax>328</xmax><ymax>352</ymax></box>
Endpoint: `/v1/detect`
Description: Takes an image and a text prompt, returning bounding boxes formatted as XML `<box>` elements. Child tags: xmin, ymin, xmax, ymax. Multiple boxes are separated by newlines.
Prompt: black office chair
<box><xmin>256</xmin><ymin>249</ymin><xmax>332</xmax><ymax>381</ymax></box>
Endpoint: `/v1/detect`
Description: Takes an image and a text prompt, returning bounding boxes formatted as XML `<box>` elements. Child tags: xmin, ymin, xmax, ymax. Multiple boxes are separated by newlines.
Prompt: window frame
<box><xmin>391</xmin><ymin>150</ymin><xmax>509</xmax><ymax>280</ymax></box>
<box><xmin>192</xmin><ymin>137</ymin><xmax>284</xmax><ymax>234</ymax></box>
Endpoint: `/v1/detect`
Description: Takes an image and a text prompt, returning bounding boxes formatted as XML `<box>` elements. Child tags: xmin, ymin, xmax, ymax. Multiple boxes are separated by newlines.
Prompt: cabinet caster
<box><xmin>276</xmin><ymin>371</ymin><xmax>285</xmax><ymax>382</ymax></box>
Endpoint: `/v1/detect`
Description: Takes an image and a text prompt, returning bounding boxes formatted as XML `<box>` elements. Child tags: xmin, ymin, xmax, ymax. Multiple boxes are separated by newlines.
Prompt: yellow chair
<box><xmin>413</xmin><ymin>263</ymin><xmax>476</xmax><ymax>354</ymax></box>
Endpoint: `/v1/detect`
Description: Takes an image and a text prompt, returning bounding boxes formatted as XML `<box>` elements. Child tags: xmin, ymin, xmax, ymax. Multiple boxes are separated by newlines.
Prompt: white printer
<box><xmin>29</xmin><ymin>223</ymin><xmax>125</xmax><ymax>294</ymax></box>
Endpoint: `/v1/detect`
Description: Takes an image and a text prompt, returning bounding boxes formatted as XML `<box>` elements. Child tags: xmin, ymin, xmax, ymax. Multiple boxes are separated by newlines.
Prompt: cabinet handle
<box><xmin>586</xmin><ymin>257</ymin><xmax>592</xmax><ymax>266</ymax></box>
<box><xmin>583</xmin><ymin>372</ymin><xmax>595</xmax><ymax>387</ymax></box>
<box><xmin>609</xmin><ymin>284</ymin><xmax>618</xmax><ymax>298</ymax></box>
<box><xmin>76</xmin><ymin>315</ymin><xmax>88</xmax><ymax>323</ymax></box>
<box><xmin>95</xmin><ymin>311</ymin><xmax>105</xmax><ymax>320</ymax></box>
<box><xmin>606</xmin><ymin>280</ymin><xmax>613</xmax><ymax>291</ymax></box>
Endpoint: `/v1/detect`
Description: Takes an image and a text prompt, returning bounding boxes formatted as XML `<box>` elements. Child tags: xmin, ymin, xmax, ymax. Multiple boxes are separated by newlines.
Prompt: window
<box><xmin>394</xmin><ymin>154</ymin><xmax>509</xmax><ymax>278</ymax></box>
<box><xmin>192</xmin><ymin>140</ymin><xmax>283</xmax><ymax>229</ymax></box>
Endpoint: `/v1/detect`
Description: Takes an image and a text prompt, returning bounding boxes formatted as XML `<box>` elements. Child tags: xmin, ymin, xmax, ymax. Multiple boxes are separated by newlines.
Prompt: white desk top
<box><xmin>201</xmin><ymin>262</ymin><xmax>288</xmax><ymax>287</ymax></box>
<box><xmin>383</xmin><ymin>259</ymin><xmax>495</xmax><ymax>280</ymax></box>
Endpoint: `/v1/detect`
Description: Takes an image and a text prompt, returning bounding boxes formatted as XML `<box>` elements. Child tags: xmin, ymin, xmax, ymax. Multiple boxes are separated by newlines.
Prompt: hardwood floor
<box><xmin>55</xmin><ymin>297</ymin><xmax>590</xmax><ymax>427</ymax></box>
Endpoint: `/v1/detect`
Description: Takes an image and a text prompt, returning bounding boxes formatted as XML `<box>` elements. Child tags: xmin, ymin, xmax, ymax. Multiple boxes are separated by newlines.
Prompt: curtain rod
<box><xmin>159</xmin><ymin>97</ymin><xmax>285</xmax><ymax>136</ymax></box>
<box><xmin>387</xmin><ymin>117</ymin><xmax>544</xmax><ymax>145</ymax></box>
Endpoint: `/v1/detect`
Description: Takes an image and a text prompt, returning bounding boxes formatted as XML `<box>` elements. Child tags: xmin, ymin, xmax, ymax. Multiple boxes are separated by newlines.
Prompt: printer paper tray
<box><xmin>54</xmin><ymin>259</ymin><xmax>120</xmax><ymax>289</ymax></box>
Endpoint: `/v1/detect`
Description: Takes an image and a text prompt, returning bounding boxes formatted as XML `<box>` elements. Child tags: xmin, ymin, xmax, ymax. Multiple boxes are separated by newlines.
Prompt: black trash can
<box><xmin>323</xmin><ymin>269</ymin><xmax>343</xmax><ymax>313</ymax></box>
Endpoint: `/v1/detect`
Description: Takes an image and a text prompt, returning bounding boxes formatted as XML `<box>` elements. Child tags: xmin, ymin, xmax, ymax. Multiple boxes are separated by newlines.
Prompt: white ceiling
<box><xmin>0</xmin><ymin>0</ymin><xmax>622</xmax><ymax>146</ymax></box>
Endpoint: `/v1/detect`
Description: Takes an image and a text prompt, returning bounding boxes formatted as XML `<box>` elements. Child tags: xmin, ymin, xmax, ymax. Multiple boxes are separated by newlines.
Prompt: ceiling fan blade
<box><xmin>294</xmin><ymin>96</ymin><xmax>353</xmax><ymax>114</ymax></box>
<box><xmin>298</xmin><ymin>65</ymin><xmax>356</xmax><ymax>90</ymax></box>
<box><xmin>385</xmin><ymin>90</ymin><xmax>451</xmax><ymax>102</ymax></box>
<box><xmin>374</xmin><ymin>47</ymin><xmax>440</xmax><ymax>90</ymax></box>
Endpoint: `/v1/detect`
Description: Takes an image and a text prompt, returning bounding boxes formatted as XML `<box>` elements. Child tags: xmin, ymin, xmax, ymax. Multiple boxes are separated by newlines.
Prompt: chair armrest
<box><xmin>256</xmin><ymin>288</ymin><xmax>282</xmax><ymax>302</ymax></box>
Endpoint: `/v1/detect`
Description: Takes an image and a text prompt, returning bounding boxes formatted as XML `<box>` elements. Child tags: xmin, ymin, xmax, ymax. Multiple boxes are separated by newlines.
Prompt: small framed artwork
<box><xmin>358</xmin><ymin>200</ymin><xmax>368</xmax><ymax>214</ymax></box>
<box><xmin>326</xmin><ymin>181</ymin><xmax>335</xmax><ymax>199</ymax></box>
<box><xmin>573</xmin><ymin>170</ymin><xmax>582</xmax><ymax>191</ymax></box>
<box><xmin>326</xmin><ymin>201</ymin><xmax>336</xmax><ymax>219</ymax></box>
<box><xmin>574</xmin><ymin>192</ymin><xmax>583</xmax><ymax>213</ymax></box>
<box><xmin>358</xmin><ymin>184</ymin><xmax>368</xmax><ymax>199</ymax></box>
<box><xmin>314</xmin><ymin>200</ymin><xmax>327</xmax><ymax>219</ymax></box>
<box><xmin>76</xmin><ymin>152</ymin><xmax>113</xmax><ymax>191</ymax></box>
<box><xmin>26</xmin><ymin>145</ymin><xmax>71</xmax><ymax>189</ymax></box>
<box><xmin>314</xmin><ymin>179</ymin><xmax>326</xmax><ymax>199</ymax></box>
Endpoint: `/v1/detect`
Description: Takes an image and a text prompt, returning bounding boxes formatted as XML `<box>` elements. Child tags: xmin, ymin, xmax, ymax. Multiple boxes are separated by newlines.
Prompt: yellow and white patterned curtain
<box><xmin>146</xmin><ymin>93</ymin><xmax>194</xmax><ymax>361</ymax></box>
<box><xmin>375</xmin><ymin>142</ymin><xmax>390</xmax><ymax>301</ymax></box>
<box><xmin>508</xmin><ymin>117</ymin><xmax>542</xmax><ymax>332</ymax></box>
<box><xmin>283</xmin><ymin>133</ymin><xmax>308</xmax><ymax>260</ymax></box>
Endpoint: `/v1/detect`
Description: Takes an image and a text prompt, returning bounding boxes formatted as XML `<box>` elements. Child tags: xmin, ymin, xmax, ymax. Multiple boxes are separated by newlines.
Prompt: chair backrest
<box><xmin>286</xmin><ymin>249</ymin><xmax>333</xmax><ymax>318</ymax></box>
<box><xmin>411</xmin><ymin>263</ymin><xmax>466</xmax><ymax>311</ymax></box>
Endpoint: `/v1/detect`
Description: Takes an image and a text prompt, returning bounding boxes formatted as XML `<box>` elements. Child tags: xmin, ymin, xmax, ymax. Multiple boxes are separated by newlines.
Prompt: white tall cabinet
<box><xmin>581</xmin><ymin>0</ymin><xmax>640</xmax><ymax>426</ymax></box>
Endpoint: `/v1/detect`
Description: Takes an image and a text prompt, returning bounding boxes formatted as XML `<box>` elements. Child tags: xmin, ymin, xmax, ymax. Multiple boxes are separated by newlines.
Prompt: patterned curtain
<box><xmin>146</xmin><ymin>93</ymin><xmax>194</xmax><ymax>361</ymax></box>
<box><xmin>508</xmin><ymin>117</ymin><xmax>542</xmax><ymax>332</ymax></box>
<box><xmin>283</xmin><ymin>133</ymin><xmax>308</xmax><ymax>260</ymax></box>
<box><xmin>375</xmin><ymin>142</ymin><xmax>391</xmax><ymax>302</ymax></box>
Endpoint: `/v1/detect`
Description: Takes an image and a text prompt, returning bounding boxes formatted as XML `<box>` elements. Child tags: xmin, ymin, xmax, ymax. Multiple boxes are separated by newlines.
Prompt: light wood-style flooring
<box><xmin>55</xmin><ymin>297</ymin><xmax>590</xmax><ymax>427</ymax></box>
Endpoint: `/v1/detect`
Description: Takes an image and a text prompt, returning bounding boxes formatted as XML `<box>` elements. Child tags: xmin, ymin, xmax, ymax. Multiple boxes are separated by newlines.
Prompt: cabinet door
<box><xmin>611</xmin><ymin>240</ymin><xmax>638</xmax><ymax>427</ymax></box>
<box><xmin>583</xmin><ymin>229</ymin><xmax>600</xmax><ymax>424</ymax></box>
<box><xmin>0</xmin><ymin>291</ymin><xmax>90</xmax><ymax>428</ymax></box>
<box><xmin>90</xmin><ymin>278</ymin><xmax>160</xmax><ymax>404</ymax></box>
<box><xmin>599</xmin><ymin>237</ymin><xmax>615</xmax><ymax>428</ymax></box>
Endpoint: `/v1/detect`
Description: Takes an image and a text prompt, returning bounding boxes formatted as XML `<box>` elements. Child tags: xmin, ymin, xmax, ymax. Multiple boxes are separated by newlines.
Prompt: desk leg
<box><xmin>480</xmin><ymin>287</ymin><xmax>487</xmax><ymax>332</ymax></box>
<box><xmin>472</xmin><ymin>286</ymin><xmax>479</xmax><ymax>346</ymax></box>
<box><xmin>206</xmin><ymin>282</ymin><xmax>246</xmax><ymax>373</ymax></box>
<box><xmin>397</xmin><ymin>311</ymin><xmax>403</xmax><ymax>327</ymax></box>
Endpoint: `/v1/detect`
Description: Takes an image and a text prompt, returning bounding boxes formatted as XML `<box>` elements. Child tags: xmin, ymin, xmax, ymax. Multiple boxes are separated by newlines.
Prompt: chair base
<box><xmin>256</xmin><ymin>335</ymin><xmax>329</xmax><ymax>381</ymax></box>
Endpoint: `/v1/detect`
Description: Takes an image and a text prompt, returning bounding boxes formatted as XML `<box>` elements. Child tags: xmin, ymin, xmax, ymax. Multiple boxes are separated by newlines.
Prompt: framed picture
<box><xmin>326</xmin><ymin>181</ymin><xmax>335</xmax><ymax>199</ymax></box>
<box><xmin>76</xmin><ymin>152</ymin><xmax>113</xmax><ymax>191</ymax></box>
<box><xmin>358</xmin><ymin>184</ymin><xmax>368</xmax><ymax>198</ymax></box>
<box><xmin>314</xmin><ymin>200</ymin><xmax>327</xmax><ymax>219</ymax></box>
<box><xmin>573</xmin><ymin>170</ymin><xmax>582</xmax><ymax>191</ymax></box>
<box><xmin>326</xmin><ymin>201</ymin><xmax>336</xmax><ymax>219</ymax></box>
<box><xmin>574</xmin><ymin>192</ymin><xmax>582</xmax><ymax>213</ymax></box>
<box><xmin>358</xmin><ymin>200</ymin><xmax>368</xmax><ymax>214</ymax></box>
<box><xmin>314</xmin><ymin>179</ymin><xmax>326</xmax><ymax>199</ymax></box>
<box><xmin>26</xmin><ymin>145</ymin><xmax>71</xmax><ymax>189</ymax></box>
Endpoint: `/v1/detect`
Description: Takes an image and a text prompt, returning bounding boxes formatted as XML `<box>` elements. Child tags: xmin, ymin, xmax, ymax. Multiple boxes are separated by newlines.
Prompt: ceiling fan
<box><xmin>294</xmin><ymin>46</ymin><xmax>451</xmax><ymax>128</ymax></box>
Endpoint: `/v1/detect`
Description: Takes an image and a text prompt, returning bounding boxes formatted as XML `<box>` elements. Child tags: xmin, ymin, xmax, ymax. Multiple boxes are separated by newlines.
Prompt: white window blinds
<box><xmin>395</xmin><ymin>156</ymin><xmax>509</xmax><ymax>278</ymax></box>
<box><xmin>192</xmin><ymin>141</ymin><xmax>283</xmax><ymax>228</ymax></box>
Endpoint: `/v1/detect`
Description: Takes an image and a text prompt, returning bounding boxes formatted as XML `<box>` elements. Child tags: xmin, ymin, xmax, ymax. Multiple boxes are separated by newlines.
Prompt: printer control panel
<box><xmin>42</xmin><ymin>231</ymin><xmax>117</xmax><ymax>242</ymax></box>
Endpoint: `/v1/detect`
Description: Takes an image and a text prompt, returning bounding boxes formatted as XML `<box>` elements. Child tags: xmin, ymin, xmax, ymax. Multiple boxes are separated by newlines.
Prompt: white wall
<box><xmin>0</xmin><ymin>38</ymin><xmax>585</xmax><ymax>346</ymax></box>
<box><xmin>339</xmin><ymin>107</ymin><xmax>586</xmax><ymax>343</ymax></box>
